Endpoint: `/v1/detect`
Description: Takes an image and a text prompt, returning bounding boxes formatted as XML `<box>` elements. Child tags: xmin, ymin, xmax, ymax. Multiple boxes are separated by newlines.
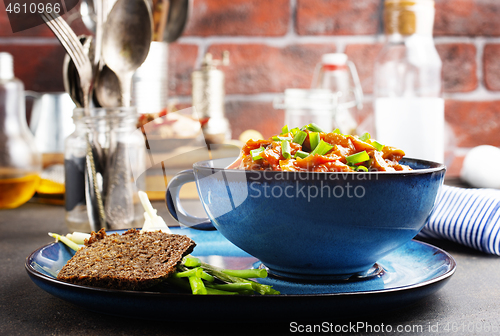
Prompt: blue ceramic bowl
<box><xmin>166</xmin><ymin>157</ymin><xmax>445</xmax><ymax>279</ymax></box>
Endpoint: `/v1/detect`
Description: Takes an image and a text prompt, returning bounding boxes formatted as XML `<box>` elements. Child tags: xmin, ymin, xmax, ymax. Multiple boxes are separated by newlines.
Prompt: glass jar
<box><xmin>64</xmin><ymin>107</ymin><xmax>146</xmax><ymax>232</ymax></box>
<box><xmin>374</xmin><ymin>0</ymin><xmax>444</xmax><ymax>163</ymax></box>
<box><xmin>0</xmin><ymin>52</ymin><xmax>41</xmax><ymax>209</ymax></box>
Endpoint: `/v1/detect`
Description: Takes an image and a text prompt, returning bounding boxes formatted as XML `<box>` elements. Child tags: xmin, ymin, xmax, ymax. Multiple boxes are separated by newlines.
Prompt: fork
<box><xmin>41</xmin><ymin>11</ymin><xmax>106</xmax><ymax>230</ymax></box>
<box><xmin>41</xmin><ymin>11</ymin><xmax>93</xmax><ymax>109</ymax></box>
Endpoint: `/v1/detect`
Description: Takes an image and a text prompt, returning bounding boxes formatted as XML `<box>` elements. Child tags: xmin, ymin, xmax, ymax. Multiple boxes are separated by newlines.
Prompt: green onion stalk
<box><xmin>167</xmin><ymin>256</ymin><xmax>280</xmax><ymax>296</ymax></box>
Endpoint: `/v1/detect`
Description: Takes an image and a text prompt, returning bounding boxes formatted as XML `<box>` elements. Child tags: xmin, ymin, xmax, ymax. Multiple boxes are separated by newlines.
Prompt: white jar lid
<box><xmin>321</xmin><ymin>53</ymin><xmax>348</xmax><ymax>66</ymax></box>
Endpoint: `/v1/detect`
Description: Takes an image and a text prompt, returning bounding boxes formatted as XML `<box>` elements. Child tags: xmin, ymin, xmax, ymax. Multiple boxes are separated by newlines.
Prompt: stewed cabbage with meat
<box><xmin>229</xmin><ymin>124</ymin><xmax>411</xmax><ymax>172</ymax></box>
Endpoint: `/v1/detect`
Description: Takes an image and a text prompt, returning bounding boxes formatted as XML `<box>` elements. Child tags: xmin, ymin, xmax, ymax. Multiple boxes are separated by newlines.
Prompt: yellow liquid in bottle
<box><xmin>35</xmin><ymin>177</ymin><xmax>65</xmax><ymax>206</ymax></box>
<box><xmin>37</xmin><ymin>178</ymin><xmax>65</xmax><ymax>194</ymax></box>
<box><xmin>37</xmin><ymin>156</ymin><xmax>65</xmax><ymax>195</ymax></box>
<box><xmin>0</xmin><ymin>172</ymin><xmax>40</xmax><ymax>209</ymax></box>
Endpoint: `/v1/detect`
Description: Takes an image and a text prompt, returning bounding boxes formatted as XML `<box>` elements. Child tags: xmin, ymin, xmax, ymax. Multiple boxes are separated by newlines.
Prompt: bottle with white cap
<box><xmin>312</xmin><ymin>53</ymin><xmax>362</xmax><ymax>135</ymax></box>
<box><xmin>0</xmin><ymin>52</ymin><xmax>41</xmax><ymax>209</ymax></box>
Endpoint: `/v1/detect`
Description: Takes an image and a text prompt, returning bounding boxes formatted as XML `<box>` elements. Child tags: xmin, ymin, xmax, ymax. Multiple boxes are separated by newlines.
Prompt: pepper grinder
<box><xmin>191</xmin><ymin>51</ymin><xmax>231</xmax><ymax>144</ymax></box>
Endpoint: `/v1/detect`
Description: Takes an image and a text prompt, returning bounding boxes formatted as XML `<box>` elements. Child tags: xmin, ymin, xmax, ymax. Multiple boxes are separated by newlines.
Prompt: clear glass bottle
<box><xmin>0</xmin><ymin>52</ymin><xmax>41</xmax><ymax>209</ymax></box>
<box><xmin>64</xmin><ymin>107</ymin><xmax>146</xmax><ymax>232</ymax></box>
<box><xmin>374</xmin><ymin>0</ymin><xmax>444</xmax><ymax>163</ymax></box>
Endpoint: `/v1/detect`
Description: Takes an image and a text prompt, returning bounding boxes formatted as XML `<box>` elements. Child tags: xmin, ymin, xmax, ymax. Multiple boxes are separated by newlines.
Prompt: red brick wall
<box><xmin>2</xmin><ymin>0</ymin><xmax>500</xmax><ymax>176</ymax></box>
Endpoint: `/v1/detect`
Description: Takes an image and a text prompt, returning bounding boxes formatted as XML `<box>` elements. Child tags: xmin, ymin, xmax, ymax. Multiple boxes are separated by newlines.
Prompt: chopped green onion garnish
<box><xmin>356</xmin><ymin>165</ymin><xmax>369</xmax><ymax>172</ymax></box>
<box><xmin>305</xmin><ymin>123</ymin><xmax>324</xmax><ymax>133</ymax></box>
<box><xmin>332</xmin><ymin>128</ymin><xmax>342</xmax><ymax>134</ymax></box>
<box><xmin>294</xmin><ymin>150</ymin><xmax>309</xmax><ymax>159</ymax></box>
<box><xmin>290</xmin><ymin>127</ymin><xmax>300</xmax><ymax>136</ymax></box>
<box><xmin>272</xmin><ymin>136</ymin><xmax>293</xmax><ymax>141</ymax></box>
<box><xmin>309</xmin><ymin>140</ymin><xmax>334</xmax><ymax>156</ymax></box>
<box><xmin>281</xmin><ymin>140</ymin><xmax>291</xmax><ymax>159</ymax></box>
<box><xmin>292</xmin><ymin>130</ymin><xmax>307</xmax><ymax>145</ymax></box>
<box><xmin>359</xmin><ymin>132</ymin><xmax>371</xmax><ymax>141</ymax></box>
<box><xmin>346</xmin><ymin>151</ymin><xmax>370</xmax><ymax>165</ymax></box>
<box><xmin>309</xmin><ymin>132</ymin><xmax>320</xmax><ymax>151</ymax></box>
<box><xmin>281</xmin><ymin>125</ymin><xmax>289</xmax><ymax>135</ymax></box>
<box><xmin>372</xmin><ymin>140</ymin><xmax>384</xmax><ymax>151</ymax></box>
<box><xmin>251</xmin><ymin>147</ymin><xmax>265</xmax><ymax>161</ymax></box>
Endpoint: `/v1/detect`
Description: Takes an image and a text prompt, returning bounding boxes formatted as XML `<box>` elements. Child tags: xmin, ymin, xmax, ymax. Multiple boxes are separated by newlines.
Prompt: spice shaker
<box><xmin>191</xmin><ymin>52</ymin><xmax>231</xmax><ymax>144</ymax></box>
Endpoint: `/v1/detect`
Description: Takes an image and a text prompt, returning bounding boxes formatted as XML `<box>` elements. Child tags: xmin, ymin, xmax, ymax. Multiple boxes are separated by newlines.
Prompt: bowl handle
<box><xmin>165</xmin><ymin>169</ymin><xmax>216</xmax><ymax>231</ymax></box>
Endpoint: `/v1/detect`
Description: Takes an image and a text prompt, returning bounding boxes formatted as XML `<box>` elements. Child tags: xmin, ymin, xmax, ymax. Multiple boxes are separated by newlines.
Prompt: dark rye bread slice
<box><xmin>57</xmin><ymin>229</ymin><xmax>196</xmax><ymax>290</ymax></box>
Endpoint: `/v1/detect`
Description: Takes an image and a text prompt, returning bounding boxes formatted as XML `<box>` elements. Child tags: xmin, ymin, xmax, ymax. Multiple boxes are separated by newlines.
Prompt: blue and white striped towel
<box><xmin>418</xmin><ymin>185</ymin><xmax>500</xmax><ymax>255</ymax></box>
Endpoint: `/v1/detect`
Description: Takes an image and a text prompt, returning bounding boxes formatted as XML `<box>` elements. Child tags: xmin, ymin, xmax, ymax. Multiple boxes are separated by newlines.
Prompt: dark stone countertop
<box><xmin>1</xmin><ymin>196</ymin><xmax>499</xmax><ymax>336</ymax></box>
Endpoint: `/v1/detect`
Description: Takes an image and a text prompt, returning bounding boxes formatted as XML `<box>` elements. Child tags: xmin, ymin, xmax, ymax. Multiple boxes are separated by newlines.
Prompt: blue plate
<box><xmin>25</xmin><ymin>228</ymin><xmax>456</xmax><ymax>320</ymax></box>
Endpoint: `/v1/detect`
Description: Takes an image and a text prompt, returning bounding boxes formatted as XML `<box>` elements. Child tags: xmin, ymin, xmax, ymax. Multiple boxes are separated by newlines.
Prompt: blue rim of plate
<box><xmin>25</xmin><ymin>228</ymin><xmax>456</xmax><ymax>320</ymax></box>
